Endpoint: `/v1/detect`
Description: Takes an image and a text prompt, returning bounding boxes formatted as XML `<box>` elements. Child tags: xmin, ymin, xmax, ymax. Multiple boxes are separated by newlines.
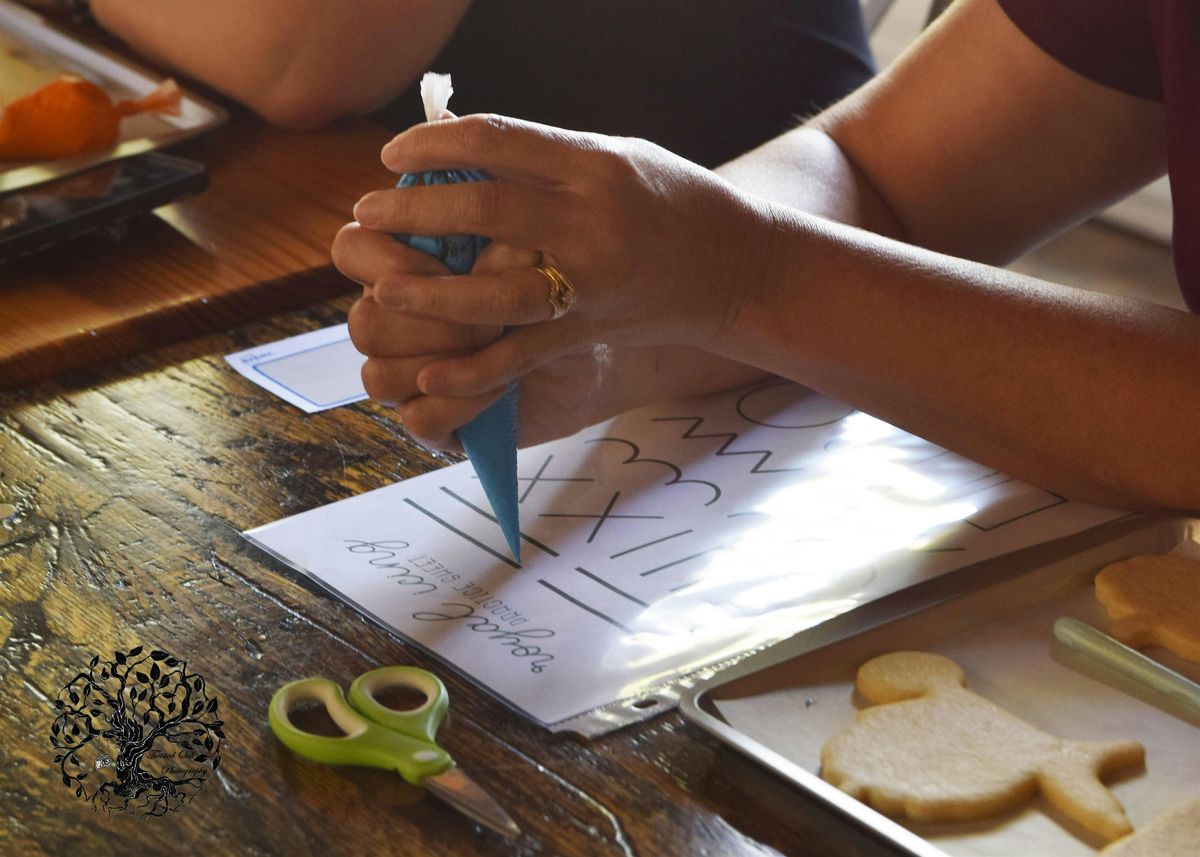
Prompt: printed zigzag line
<box><xmin>652</xmin><ymin>416</ymin><xmax>801</xmax><ymax>474</ymax></box>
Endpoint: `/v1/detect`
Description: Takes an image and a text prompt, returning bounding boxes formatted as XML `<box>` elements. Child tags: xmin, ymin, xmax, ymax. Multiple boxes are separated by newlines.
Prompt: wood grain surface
<box><xmin>0</xmin><ymin>300</ymin><xmax>907</xmax><ymax>857</ymax></box>
<box><xmin>0</xmin><ymin>114</ymin><xmax>393</xmax><ymax>390</ymax></box>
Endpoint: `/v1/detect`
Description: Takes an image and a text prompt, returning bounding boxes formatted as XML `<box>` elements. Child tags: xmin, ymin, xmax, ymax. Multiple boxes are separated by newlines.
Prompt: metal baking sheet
<box><xmin>0</xmin><ymin>0</ymin><xmax>227</xmax><ymax>193</ymax></box>
<box><xmin>680</xmin><ymin>516</ymin><xmax>1200</xmax><ymax>857</ymax></box>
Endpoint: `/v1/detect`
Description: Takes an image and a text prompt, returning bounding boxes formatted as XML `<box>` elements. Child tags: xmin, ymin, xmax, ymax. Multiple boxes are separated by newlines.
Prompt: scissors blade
<box><xmin>424</xmin><ymin>766</ymin><xmax>521</xmax><ymax>838</ymax></box>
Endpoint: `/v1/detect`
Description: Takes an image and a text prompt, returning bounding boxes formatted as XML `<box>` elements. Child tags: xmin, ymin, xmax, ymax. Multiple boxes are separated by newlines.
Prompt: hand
<box><xmin>336</xmin><ymin>114</ymin><xmax>776</xmax><ymax>450</ymax></box>
<box><xmin>336</xmin><ymin>222</ymin><xmax>633</xmax><ymax>450</ymax></box>
<box><xmin>348</xmin><ymin>114</ymin><xmax>773</xmax><ymax>404</ymax></box>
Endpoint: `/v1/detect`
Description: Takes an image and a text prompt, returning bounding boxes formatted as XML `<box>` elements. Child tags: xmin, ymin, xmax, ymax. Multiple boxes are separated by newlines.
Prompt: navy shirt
<box><xmin>374</xmin><ymin>0</ymin><xmax>875</xmax><ymax>168</ymax></box>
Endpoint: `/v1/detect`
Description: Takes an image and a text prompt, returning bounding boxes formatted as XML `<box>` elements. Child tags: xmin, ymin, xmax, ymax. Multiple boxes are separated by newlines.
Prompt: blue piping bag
<box><xmin>392</xmin><ymin>73</ymin><xmax>521</xmax><ymax>560</ymax></box>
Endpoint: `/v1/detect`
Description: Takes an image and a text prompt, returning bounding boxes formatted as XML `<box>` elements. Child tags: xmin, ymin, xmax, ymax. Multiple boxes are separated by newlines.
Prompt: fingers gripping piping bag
<box><xmin>392</xmin><ymin>73</ymin><xmax>521</xmax><ymax>560</ymax></box>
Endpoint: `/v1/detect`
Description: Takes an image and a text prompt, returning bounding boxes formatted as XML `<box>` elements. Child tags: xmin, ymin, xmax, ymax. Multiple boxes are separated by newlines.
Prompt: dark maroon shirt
<box><xmin>998</xmin><ymin>0</ymin><xmax>1200</xmax><ymax>311</ymax></box>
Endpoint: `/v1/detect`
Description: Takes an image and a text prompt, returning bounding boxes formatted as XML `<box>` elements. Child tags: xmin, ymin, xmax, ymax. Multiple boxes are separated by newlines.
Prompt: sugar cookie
<box><xmin>1095</xmin><ymin>554</ymin><xmax>1200</xmax><ymax>663</ymax></box>
<box><xmin>1100</xmin><ymin>796</ymin><xmax>1200</xmax><ymax>856</ymax></box>
<box><xmin>820</xmin><ymin>651</ymin><xmax>1144</xmax><ymax>841</ymax></box>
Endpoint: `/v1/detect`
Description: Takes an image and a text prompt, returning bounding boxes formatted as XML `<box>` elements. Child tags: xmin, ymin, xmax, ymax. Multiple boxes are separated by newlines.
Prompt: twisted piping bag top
<box><xmin>419</xmin><ymin>72</ymin><xmax>453</xmax><ymax>123</ymax></box>
<box><xmin>393</xmin><ymin>73</ymin><xmax>522</xmax><ymax>560</ymax></box>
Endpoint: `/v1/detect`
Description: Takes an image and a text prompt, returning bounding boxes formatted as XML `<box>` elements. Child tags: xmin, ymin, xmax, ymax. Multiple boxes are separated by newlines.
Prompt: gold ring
<box><xmin>536</xmin><ymin>264</ymin><xmax>577</xmax><ymax>321</ymax></box>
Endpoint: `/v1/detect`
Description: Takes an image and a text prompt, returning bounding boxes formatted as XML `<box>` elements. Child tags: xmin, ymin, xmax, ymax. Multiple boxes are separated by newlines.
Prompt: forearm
<box><xmin>586</xmin><ymin>126</ymin><xmax>908</xmax><ymax>417</ymax></box>
<box><xmin>91</xmin><ymin>0</ymin><xmax>469</xmax><ymax>128</ymax></box>
<box><xmin>709</xmin><ymin>125</ymin><xmax>1198</xmax><ymax>511</ymax></box>
<box><xmin>605</xmin><ymin>125</ymin><xmax>908</xmax><ymax>413</ymax></box>
<box><xmin>719</xmin><ymin>206</ymin><xmax>1200</xmax><ymax>511</ymax></box>
<box><xmin>716</xmin><ymin>125</ymin><xmax>906</xmax><ymax>239</ymax></box>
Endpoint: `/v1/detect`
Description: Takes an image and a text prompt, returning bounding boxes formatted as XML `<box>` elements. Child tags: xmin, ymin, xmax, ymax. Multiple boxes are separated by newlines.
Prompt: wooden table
<box><xmin>0</xmin><ymin>110</ymin><xmax>393</xmax><ymax>389</ymax></box>
<box><xmin>0</xmin><ymin>116</ymin><xmax>904</xmax><ymax>856</ymax></box>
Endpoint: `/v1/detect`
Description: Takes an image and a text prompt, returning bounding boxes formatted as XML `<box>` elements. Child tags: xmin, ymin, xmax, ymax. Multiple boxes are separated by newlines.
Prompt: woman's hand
<box><xmin>337</xmin><ymin>220</ymin><xmax>676</xmax><ymax>450</ymax></box>
<box><xmin>352</xmin><ymin>116</ymin><xmax>771</xmax><ymax>380</ymax></box>
<box><xmin>336</xmin><ymin>114</ymin><xmax>775</xmax><ymax>448</ymax></box>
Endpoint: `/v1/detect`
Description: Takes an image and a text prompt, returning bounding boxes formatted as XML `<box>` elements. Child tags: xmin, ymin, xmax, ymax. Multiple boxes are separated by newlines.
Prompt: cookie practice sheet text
<box><xmin>245</xmin><ymin>380</ymin><xmax>1125</xmax><ymax>728</ymax></box>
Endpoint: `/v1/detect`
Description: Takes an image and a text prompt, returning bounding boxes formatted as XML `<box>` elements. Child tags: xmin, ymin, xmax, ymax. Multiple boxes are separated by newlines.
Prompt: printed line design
<box><xmin>537</xmin><ymin>579</ymin><xmax>631</xmax><ymax>633</ymax></box>
<box><xmin>538</xmin><ymin>491</ymin><xmax>663</xmax><ymax>543</ymax></box>
<box><xmin>586</xmin><ymin>437</ymin><xmax>720</xmax><ymax>505</ymax></box>
<box><xmin>404</xmin><ymin>498</ymin><xmax>520</xmax><ymax>568</ymax></box>
<box><xmin>964</xmin><ymin>483</ymin><xmax>1068</xmax><ymax>531</ymax></box>
<box><xmin>439</xmin><ymin>487</ymin><xmax>558</xmax><ymax>557</ymax></box>
<box><xmin>735</xmin><ymin>379</ymin><xmax>854</xmax><ymax>429</ymax></box>
<box><xmin>653</xmin><ymin>416</ymin><xmax>802</xmax><ymax>475</ymax></box>
<box><xmin>640</xmin><ymin>550</ymin><xmax>715</xmax><ymax>577</ymax></box>
<box><xmin>575</xmin><ymin>566</ymin><xmax>648</xmax><ymax>607</ymax></box>
<box><xmin>609</xmin><ymin>529</ymin><xmax>693</xmax><ymax>559</ymax></box>
<box><xmin>516</xmin><ymin>454</ymin><xmax>593</xmax><ymax>504</ymax></box>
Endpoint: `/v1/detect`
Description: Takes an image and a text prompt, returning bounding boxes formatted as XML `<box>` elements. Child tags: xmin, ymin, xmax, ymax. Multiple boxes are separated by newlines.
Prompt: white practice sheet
<box><xmin>245</xmin><ymin>380</ymin><xmax>1125</xmax><ymax>727</ymax></box>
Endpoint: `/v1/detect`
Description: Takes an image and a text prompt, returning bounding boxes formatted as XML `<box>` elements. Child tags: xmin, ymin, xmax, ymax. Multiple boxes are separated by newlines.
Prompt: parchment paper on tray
<box><xmin>706</xmin><ymin>518</ymin><xmax>1200</xmax><ymax>857</ymax></box>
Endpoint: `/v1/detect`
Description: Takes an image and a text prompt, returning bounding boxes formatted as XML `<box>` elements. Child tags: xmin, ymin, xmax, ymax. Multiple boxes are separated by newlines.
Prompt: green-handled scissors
<box><xmin>268</xmin><ymin>666</ymin><xmax>520</xmax><ymax>838</ymax></box>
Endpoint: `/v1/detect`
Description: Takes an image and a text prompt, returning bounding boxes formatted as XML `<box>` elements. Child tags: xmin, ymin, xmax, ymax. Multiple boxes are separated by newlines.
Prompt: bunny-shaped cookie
<box><xmin>821</xmin><ymin>651</ymin><xmax>1144</xmax><ymax>841</ymax></box>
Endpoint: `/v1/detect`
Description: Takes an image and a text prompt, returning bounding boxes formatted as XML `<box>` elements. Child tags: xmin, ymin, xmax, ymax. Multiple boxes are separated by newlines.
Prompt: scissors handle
<box><xmin>349</xmin><ymin>666</ymin><xmax>449</xmax><ymax>743</ymax></box>
<box><xmin>268</xmin><ymin>674</ymin><xmax>452</xmax><ymax>784</ymax></box>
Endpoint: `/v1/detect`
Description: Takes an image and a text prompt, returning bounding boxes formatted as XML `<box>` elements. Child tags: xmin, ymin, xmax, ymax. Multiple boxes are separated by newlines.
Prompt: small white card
<box><xmin>225</xmin><ymin>324</ymin><xmax>367</xmax><ymax>413</ymax></box>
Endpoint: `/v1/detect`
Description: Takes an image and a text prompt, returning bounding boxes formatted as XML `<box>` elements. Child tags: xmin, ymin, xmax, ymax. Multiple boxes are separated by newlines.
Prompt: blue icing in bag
<box><xmin>394</xmin><ymin>168</ymin><xmax>490</xmax><ymax>275</ymax></box>
<box><xmin>392</xmin><ymin>74</ymin><xmax>521</xmax><ymax>560</ymax></box>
